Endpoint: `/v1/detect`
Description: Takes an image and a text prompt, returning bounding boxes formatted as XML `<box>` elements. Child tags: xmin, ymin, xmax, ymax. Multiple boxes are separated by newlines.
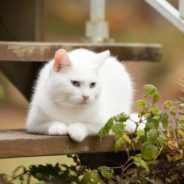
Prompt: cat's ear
<box><xmin>97</xmin><ymin>50</ymin><xmax>110</xmax><ymax>63</ymax></box>
<box><xmin>54</xmin><ymin>49</ymin><xmax>71</xmax><ymax>72</ymax></box>
<box><xmin>95</xmin><ymin>50</ymin><xmax>110</xmax><ymax>70</ymax></box>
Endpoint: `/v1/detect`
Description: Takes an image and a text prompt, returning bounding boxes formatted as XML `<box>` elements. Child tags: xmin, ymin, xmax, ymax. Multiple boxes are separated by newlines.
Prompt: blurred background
<box><xmin>0</xmin><ymin>0</ymin><xmax>184</xmax><ymax>174</ymax></box>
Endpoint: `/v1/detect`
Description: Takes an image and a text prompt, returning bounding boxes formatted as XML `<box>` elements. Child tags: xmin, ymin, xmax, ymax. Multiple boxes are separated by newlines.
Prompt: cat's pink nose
<box><xmin>82</xmin><ymin>95</ymin><xmax>89</xmax><ymax>101</ymax></box>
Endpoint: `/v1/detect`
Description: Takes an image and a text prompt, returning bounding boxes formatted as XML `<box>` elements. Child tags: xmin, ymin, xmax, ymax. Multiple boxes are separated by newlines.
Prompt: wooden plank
<box><xmin>0</xmin><ymin>62</ymin><xmax>43</xmax><ymax>100</ymax></box>
<box><xmin>0</xmin><ymin>41</ymin><xmax>162</xmax><ymax>62</ymax></box>
<box><xmin>0</xmin><ymin>129</ymin><xmax>117</xmax><ymax>159</ymax></box>
<box><xmin>0</xmin><ymin>0</ymin><xmax>45</xmax><ymax>100</ymax></box>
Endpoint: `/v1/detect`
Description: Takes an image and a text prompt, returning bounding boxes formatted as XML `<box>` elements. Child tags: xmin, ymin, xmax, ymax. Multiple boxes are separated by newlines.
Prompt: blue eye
<box><xmin>90</xmin><ymin>82</ymin><xmax>96</xmax><ymax>88</ymax></box>
<box><xmin>71</xmin><ymin>80</ymin><xmax>80</xmax><ymax>87</ymax></box>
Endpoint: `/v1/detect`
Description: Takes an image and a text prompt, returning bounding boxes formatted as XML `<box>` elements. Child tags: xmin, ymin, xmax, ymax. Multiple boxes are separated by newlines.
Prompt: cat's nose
<box><xmin>82</xmin><ymin>95</ymin><xmax>89</xmax><ymax>101</ymax></box>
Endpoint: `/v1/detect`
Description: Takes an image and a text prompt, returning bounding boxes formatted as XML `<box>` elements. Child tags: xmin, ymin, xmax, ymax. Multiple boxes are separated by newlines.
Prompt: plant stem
<box><xmin>122</xmin><ymin>162</ymin><xmax>134</xmax><ymax>173</ymax></box>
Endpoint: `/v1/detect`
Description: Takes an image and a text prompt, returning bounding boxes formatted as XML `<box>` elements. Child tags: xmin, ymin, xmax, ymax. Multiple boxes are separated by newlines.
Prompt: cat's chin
<box><xmin>79</xmin><ymin>102</ymin><xmax>91</xmax><ymax>106</ymax></box>
<box><xmin>76</xmin><ymin>101</ymin><xmax>93</xmax><ymax>106</ymax></box>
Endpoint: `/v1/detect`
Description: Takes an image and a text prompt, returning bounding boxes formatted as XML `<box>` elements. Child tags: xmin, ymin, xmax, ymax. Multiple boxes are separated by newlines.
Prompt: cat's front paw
<box><xmin>48</xmin><ymin>122</ymin><xmax>67</xmax><ymax>135</ymax></box>
<box><xmin>68</xmin><ymin>123</ymin><xmax>87</xmax><ymax>142</ymax></box>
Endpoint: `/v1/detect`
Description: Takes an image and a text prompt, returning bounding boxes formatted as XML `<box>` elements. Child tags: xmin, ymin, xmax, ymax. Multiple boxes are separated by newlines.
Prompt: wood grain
<box><xmin>0</xmin><ymin>0</ymin><xmax>45</xmax><ymax>100</ymax></box>
<box><xmin>0</xmin><ymin>0</ymin><xmax>45</xmax><ymax>41</ymax></box>
<box><xmin>0</xmin><ymin>129</ymin><xmax>117</xmax><ymax>158</ymax></box>
<box><xmin>0</xmin><ymin>41</ymin><xmax>162</xmax><ymax>62</ymax></box>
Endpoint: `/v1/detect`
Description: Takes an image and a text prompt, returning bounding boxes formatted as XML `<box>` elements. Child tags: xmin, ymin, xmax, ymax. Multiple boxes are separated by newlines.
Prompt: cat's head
<box><xmin>48</xmin><ymin>48</ymin><xmax>110</xmax><ymax>108</ymax></box>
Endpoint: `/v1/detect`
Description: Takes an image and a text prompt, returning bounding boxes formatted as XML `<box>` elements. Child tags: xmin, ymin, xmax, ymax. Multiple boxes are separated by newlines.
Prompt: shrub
<box><xmin>1</xmin><ymin>84</ymin><xmax>184</xmax><ymax>184</ymax></box>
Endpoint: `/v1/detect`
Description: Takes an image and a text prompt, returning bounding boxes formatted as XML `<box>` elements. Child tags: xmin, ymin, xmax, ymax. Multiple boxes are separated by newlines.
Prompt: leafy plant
<box><xmin>99</xmin><ymin>84</ymin><xmax>184</xmax><ymax>182</ymax></box>
<box><xmin>2</xmin><ymin>84</ymin><xmax>184</xmax><ymax>184</ymax></box>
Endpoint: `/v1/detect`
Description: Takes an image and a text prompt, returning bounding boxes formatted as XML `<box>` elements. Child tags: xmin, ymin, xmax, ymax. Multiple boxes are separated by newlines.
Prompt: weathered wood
<box><xmin>0</xmin><ymin>0</ymin><xmax>45</xmax><ymax>100</ymax></box>
<box><xmin>0</xmin><ymin>62</ymin><xmax>43</xmax><ymax>100</ymax></box>
<box><xmin>0</xmin><ymin>41</ymin><xmax>162</xmax><ymax>100</ymax></box>
<box><xmin>0</xmin><ymin>129</ymin><xmax>117</xmax><ymax>159</ymax></box>
<box><xmin>0</xmin><ymin>41</ymin><xmax>162</xmax><ymax>62</ymax></box>
<box><xmin>0</xmin><ymin>0</ymin><xmax>45</xmax><ymax>41</ymax></box>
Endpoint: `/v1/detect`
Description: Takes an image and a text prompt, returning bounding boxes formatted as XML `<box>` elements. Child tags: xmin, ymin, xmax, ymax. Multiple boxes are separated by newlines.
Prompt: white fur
<box><xmin>26</xmin><ymin>49</ymin><xmax>135</xmax><ymax>142</ymax></box>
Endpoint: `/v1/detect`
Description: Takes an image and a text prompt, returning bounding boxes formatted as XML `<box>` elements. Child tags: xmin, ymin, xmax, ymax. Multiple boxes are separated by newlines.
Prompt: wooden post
<box><xmin>0</xmin><ymin>0</ymin><xmax>45</xmax><ymax>100</ymax></box>
<box><xmin>0</xmin><ymin>0</ymin><xmax>45</xmax><ymax>41</ymax></box>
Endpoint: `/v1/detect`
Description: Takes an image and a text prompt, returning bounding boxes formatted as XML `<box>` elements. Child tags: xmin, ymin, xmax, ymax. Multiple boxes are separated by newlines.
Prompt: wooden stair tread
<box><xmin>0</xmin><ymin>41</ymin><xmax>162</xmax><ymax>62</ymax></box>
<box><xmin>0</xmin><ymin>129</ymin><xmax>117</xmax><ymax>159</ymax></box>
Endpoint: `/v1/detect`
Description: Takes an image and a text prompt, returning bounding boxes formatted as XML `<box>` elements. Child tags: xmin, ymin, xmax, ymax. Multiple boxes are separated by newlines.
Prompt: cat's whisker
<box><xmin>48</xmin><ymin>96</ymin><xmax>66</xmax><ymax>103</ymax></box>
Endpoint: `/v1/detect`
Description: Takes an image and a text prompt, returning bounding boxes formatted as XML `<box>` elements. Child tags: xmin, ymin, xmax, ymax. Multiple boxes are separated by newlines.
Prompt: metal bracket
<box><xmin>145</xmin><ymin>0</ymin><xmax>184</xmax><ymax>33</ymax></box>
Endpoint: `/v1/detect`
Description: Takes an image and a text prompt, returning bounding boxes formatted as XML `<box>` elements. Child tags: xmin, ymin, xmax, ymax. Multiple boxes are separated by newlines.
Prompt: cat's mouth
<box><xmin>81</xmin><ymin>100</ymin><xmax>89</xmax><ymax>105</ymax></box>
<box><xmin>80</xmin><ymin>98</ymin><xmax>93</xmax><ymax>105</ymax></box>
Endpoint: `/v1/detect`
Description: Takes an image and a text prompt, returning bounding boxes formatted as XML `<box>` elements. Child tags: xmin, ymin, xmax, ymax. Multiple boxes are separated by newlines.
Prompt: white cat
<box><xmin>26</xmin><ymin>48</ymin><xmax>137</xmax><ymax>142</ymax></box>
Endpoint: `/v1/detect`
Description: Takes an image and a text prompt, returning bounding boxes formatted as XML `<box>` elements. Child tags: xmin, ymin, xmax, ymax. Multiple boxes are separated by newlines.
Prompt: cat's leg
<box><xmin>68</xmin><ymin>122</ymin><xmax>101</xmax><ymax>142</ymax></box>
<box><xmin>47</xmin><ymin>121</ymin><xmax>67</xmax><ymax>135</ymax></box>
<box><xmin>27</xmin><ymin>120</ymin><xmax>68</xmax><ymax>135</ymax></box>
<box><xmin>27</xmin><ymin>120</ymin><xmax>67</xmax><ymax>135</ymax></box>
<box><xmin>26</xmin><ymin>106</ymin><xmax>67</xmax><ymax>135</ymax></box>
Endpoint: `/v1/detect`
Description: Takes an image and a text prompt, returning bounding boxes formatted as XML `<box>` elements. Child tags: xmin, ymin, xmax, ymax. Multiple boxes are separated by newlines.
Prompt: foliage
<box><xmin>1</xmin><ymin>155</ymin><xmax>115</xmax><ymax>184</ymax></box>
<box><xmin>1</xmin><ymin>84</ymin><xmax>184</xmax><ymax>184</ymax></box>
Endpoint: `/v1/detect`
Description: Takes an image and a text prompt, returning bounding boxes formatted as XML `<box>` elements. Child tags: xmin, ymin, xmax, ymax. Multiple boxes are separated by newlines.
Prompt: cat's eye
<box><xmin>71</xmin><ymin>80</ymin><xmax>80</xmax><ymax>87</ymax></box>
<box><xmin>90</xmin><ymin>82</ymin><xmax>96</xmax><ymax>88</ymax></box>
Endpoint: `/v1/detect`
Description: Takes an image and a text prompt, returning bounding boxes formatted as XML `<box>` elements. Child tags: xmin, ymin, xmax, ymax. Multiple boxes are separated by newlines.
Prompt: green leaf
<box><xmin>179</xmin><ymin>103</ymin><xmax>184</xmax><ymax>110</ymax></box>
<box><xmin>140</xmin><ymin>134</ymin><xmax>147</xmax><ymax>143</ymax></box>
<box><xmin>164</xmin><ymin>100</ymin><xmax>173</xmax><ymax>109</ymax></box>
<box><xmin>98</xmin><ymin>166</ymin><xmax>114</xmax><ymax>180</ymax></box>
<box><xmin>81</xmin><ymin>170</ymin><xmax>100</xmax><ymax>184</ymax></box>
<box><xmin>29</xmin><ymin>164</ymin><xmax>60</xmax><ymax>181</ymax></box>
<box><xmin>140</xmin><ymin>159</ymin><xmax>149</xmax><ymax>171</ymax></box>
<box><xmin>144</xmin><ymin>84</ymin><xmax>160</xmax><ymax>103</ymax></box>
<box><xmin>114</xmin><ymin>137</ymin><xmax>125</xmax><ymax>151</ymax></box>
<box><xmin>123</xmin><ymin>134</ymin><xmax>131</xmax><ymax>144</ymax></box>
<box><xmin>99</xmin><ymin>118</ymin><xmax>114</xmax><ymax>137</ymax></box>
<box><xmin>179</xmin><ymin>116</ymin><xmax>184</xmax><ymax>124</ymax></box>
<box><xmin>141</xmin><ymin>143</ymin><xmax>159</xmax><ymax>161</ymax></box>
<box><xmin>170</xmin><ymin>107</ymin><xmax>177</xmax><ymax>116</ymax></box>
<box><xmin>144</xmin><ymin>84</ymin><xmax>157</xmax><ymax>96</ymax></box>
<box><xmin>114</xmin><ymin>113</ymin><xmax>130</xmax><ymax>122</ymax></box>
<box><xmin>137</xmin><ymin>129</ymin><xmax>145</xmax><ymax>136</ymax></box>
<box><xmin>145</xmin><ymin>116</ymin><xmax>159</xmax><ymax>132</ymax></box>
<box><xmin>150</xmin><ymin>106</ymin><xmax>160</xmax><ymax>115</ymax></box>
<box><xmin>160</xmin><ymin>112</ymin><xmax>169</xmax><ymax>129</ymax></box>
<box><xmin>134</xmin><ymin>130</ymin><xmax>145</xmax><ymax>143</ymax></box>
<box><xmin>158</xmin><ymin>134</ymin><xmax>167</xmax><ymax>146</ymax></box>
<box><xmin>131</xmin><ymin>155</ymin><xmax>149</xmax><ymax>171</ymax></box>
<box><xmin>148</xmin><ymin>129</ymin><xmax>159</xmax><ymax>145</ymax></box>
<box><xmin>112</xmin><ymin>122</ymin><xmax>125</xmax><ymax>138</ymax></box>
<box><xmin>136</xmin><ymin>100</ymin><xmax>147</xmax><ymax>110</ymax></box>
<box><xmin>138</xmin><ymin>112</ymin><xmax>143</xmax><ymax>118</ymax></box>
<box><xmin>153</xmin><ymin>92</ymin><xmax>160</xmax><ymax>103</ymax></box>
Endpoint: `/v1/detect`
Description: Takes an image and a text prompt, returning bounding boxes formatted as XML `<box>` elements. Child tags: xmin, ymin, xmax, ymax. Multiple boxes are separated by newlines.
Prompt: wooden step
<box><xmin>0</xmin><ymin>41</ymin><xmax>162</xmax><ymax>62</ymax></box>
<box><xmin>0</xmin><ymin>129</ymin><xmax>117</xmax><ymax>159</ymax></box>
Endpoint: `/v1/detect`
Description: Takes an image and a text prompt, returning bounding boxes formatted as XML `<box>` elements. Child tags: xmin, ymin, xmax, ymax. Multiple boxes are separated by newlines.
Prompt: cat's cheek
<box><xmin>69</xmin><ymin>96</ymin><xmax>81</xmax><ymax>104</ymax></box>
